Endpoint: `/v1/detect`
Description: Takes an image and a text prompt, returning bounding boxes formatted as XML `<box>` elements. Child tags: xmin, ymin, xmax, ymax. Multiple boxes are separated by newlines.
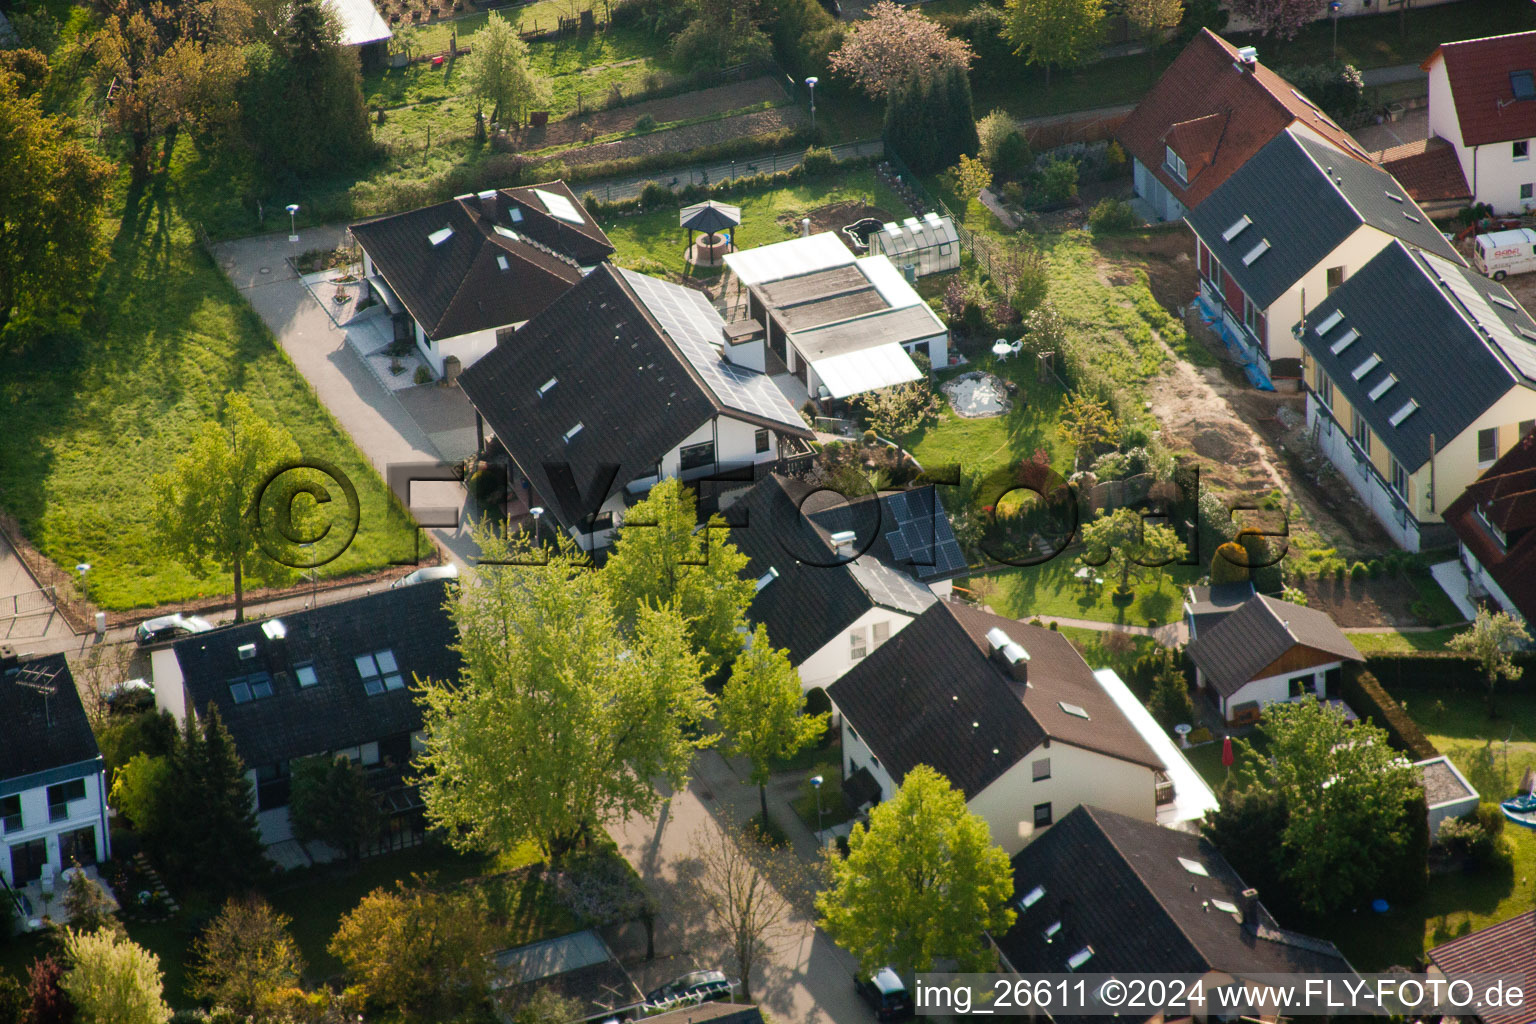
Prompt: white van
<box><xmin>1473</xmin><ymin>228</ymin><xmax>1536</xmax><ymax>280</ymax></box>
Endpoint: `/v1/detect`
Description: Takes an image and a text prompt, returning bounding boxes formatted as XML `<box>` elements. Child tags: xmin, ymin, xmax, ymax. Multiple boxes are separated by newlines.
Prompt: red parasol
<box><xmin>1221</xmin><ymin>735</ymin><xmax>1234</xmax><ymax>768</ymax></box>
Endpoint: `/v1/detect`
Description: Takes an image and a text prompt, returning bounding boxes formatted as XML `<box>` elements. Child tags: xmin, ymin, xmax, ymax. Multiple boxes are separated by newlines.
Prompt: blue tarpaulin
<box><xmin>1195</xmin><ymin>295</ymin><xmax>1275</xmax><ymax>391</ymax></box>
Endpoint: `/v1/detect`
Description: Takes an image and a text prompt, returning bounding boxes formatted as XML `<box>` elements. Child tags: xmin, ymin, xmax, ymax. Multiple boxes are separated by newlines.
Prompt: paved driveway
<box><xmin>211</xmin><ymin>228</ymin><xmax>481</xmax><ymax>565</ymax></box>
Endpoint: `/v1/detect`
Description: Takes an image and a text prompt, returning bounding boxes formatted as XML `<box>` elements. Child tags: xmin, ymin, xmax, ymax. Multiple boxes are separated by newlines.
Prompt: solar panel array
<box><xmin>1422</xmin><ymin>250</ymin><xmax>1536</xmax><ymax>382</ymax></box>
<box><xmin>879</xmin><ymin>488</ymin><xmax>968</xmax><ymax>577</ymax></box>
<box><xmin>533</xmin><ymin>188</ymin><xmax>585</xmax><ymax>226</ymax></box>
<box><xmin>847</xmin><ymin>556</ymin><xmax>937</xmax><ymax>616</ymax></box>
<box><xmin>620</xmin><ymin>269</ymin><xmax>805</xmax><ymax>430</ymax></box>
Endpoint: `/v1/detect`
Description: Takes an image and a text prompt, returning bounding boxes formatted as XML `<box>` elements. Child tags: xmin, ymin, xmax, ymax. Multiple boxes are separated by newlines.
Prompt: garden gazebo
<box><xmin>680</xmin><ymin>200</ymin><xmax>742</xmax><ymax>265</ymax></box>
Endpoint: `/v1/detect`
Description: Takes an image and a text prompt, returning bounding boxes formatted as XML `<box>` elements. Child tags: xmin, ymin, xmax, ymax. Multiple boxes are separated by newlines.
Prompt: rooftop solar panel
<box><xmin>1423</xmin><ymin>251</ymin><xmax>1536</xmax><ymax>383</ymax></box>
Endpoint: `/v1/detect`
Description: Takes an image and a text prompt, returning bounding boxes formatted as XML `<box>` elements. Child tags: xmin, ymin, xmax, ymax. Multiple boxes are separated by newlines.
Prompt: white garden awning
<box><xmin>810</xmin><ymin>343</ymin><xmax>923</xmax><ymax>399</ymax></box>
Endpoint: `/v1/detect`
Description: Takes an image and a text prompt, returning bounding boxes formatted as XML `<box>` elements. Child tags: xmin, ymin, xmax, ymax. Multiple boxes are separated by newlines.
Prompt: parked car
<box><xmin>104</xmin><ymin>678</ymin><xmax>154</xmax><ymax>712</ymax></box>
<box><xmin>856</xmin><ymin>968</ymin><xmax>914</xmax><ymax>1021</ymax></box>
<box><xmin>1473</xmin><ymin>227</ymin><xmax>1536</xmax><ymax>280</ymax></box>
<box><xmin>644</xmin><ymin>970</ymin><xmax>732</xmax><ymax>1008</ymax></box>
<box><xmin>390</xmin><ymin>564</ymin><xmax>460</xmax><ymax>588</ymax></box>
<box><xmin>135</xmin><ymin>613</ymin><xmax>215</xmax><ymax>646</ymax></box>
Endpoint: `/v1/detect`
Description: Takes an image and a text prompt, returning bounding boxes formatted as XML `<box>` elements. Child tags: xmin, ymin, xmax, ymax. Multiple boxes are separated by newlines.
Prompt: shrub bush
<box><xmin>634</xmin><ymin>113</ymin><xmax>657</xmax><ymax>132</ymax></box>
<box><xmin>1350</xmin><ymin>561</ymin><xmax>1368</xmax><ymax>581</ymax></box>
<box><xmin>1036</xmin><ymin>157</ymin><xmax>1079</xmax><ymax>205</ymax></box>
<box><xmin>802</xmin><ymin>145</ymin><xmax>836</xmax><ymax>176</ymax></box>
<box><xmin>1088</xmin><ymin>198</ymin><xmax>1135</xmax><ymax>234</ymax></box>
<box><xmin>639</xmin><ymin>180</ymin><xmax>674</xmax><ymax>208</ymax></box>
<box><xmin>413</xmin><ymin>364</ymin><xmax>432</xmax><ymax>386</ymax></box>
<box><xmin>1277</xmin><ymin>61</ymin><xmax>1365</xmax><ymax>121</ymax></box>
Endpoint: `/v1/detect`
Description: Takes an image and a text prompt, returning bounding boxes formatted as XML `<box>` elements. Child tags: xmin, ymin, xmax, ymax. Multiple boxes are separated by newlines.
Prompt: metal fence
<box><xmin>880</xmin><ymin>146</ymin><xmax>1008</xmax><ymax>283</ymax></box>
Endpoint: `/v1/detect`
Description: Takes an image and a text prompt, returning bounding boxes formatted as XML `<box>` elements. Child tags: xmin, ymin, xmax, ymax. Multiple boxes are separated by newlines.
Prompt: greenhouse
<box><xmin>868</xmin><ymin>212</ymin><xmax>960</xmax><ymax>277</ymax></box>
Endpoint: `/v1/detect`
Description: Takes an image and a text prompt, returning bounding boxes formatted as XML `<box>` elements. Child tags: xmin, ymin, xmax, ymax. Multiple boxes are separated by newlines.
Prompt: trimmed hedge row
<box><xmin>552</xmin><ymin>125</ymin><xmax>821</xmax><ymax>186</ymax></box>
<box><xmin>1342</xmin><ymin>667</ymin><xmax>1439</xmax><ymax>761</ymax></box>
<box><xmin>1365</xmin><ymin>652</ymin><xmax>1536</xmax><ymax>694</ymax></box>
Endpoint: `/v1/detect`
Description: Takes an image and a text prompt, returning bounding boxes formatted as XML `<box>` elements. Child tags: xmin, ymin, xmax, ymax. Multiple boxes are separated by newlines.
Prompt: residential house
<box><xmin>1299</xmin><ymin>240</ymin><xmax>1536</xmax><ymax>551</ymax></box>
<box><xmin>1224</xmin><ymin>0</ymin><xmax>1465</xmax><ymax>36</ymax></box>
<box><xmin>1444</xmin><ymin>431</ymin><xmax>1536</xmax><ymax>624</ymax></box>
<box><xmin>1185</xmin><ymin>594</ymin><xmax>1363</xmax><ymax>724</ymax></box>
<box><xmin>1182</xmin><ymin>581</ymin><xmax>1256</xmax><ymax>640</ymax></box>
<box><xmin>1428</xmin><ymin>910</ymin><xmax>1536</xmax><ymax>1024</ymax></box>
<box><xmin>154</xmin><ymin>582</ymin><xmax>460</xmax><ymax>859</ymax></box>
<box><xmin>721</xmin><ymin>233</ymin><xmax>949</xmax><ymax>404</ymax></box>
<box><xmin>323</xmin><ymin>0</ymin><xmax>391</xmax><ymax>68</ymax></box>
<box><xmin>1187</xmin><ymin>125</ymin><xmax>1461</xmax><ymax>389</ymax></box>
<box><xmin>1423</xmin><ymin>31</ymin><xmax>1536</xmax><ymax>215</ymax></box>
<box><xmin>1118</xmin><ymin>29</ymin><xmax>1374</xmax><ymax>224</ymax></box>
<box><xmin>1377</xmin><ymin>137</ymin><xmax>1473</xmax><ymax>218</ymax></box>
<box><xmin>826</xmin><ymin>603</ymin><xmax>1217</xmax><ymax>855</ymax></box>
<box><xmin>1416</xmin><ymin>755</ymin><xmax>1480</xmax><ymax>835</ymax></box>
<box><xmin>352</xmin><ymin>182</ymin><xmax>614</xmax><ymax>377</ymax></box>
<box><xmin>0</xmin><ymin>650</ymin><xmax>111</xmax><ymax>888</ymax></box>
<box><xmin>459</xmin><ymin>264</ymin><xmax>815</xmax><ymax>550</ymax></box>
<box><xmin>490</xmin><ymin>929</ymin><xmax>642</xmax><ymax>1024</ymax></box>
<box><xmin>728</xmin><ymin>473</ymin><xmax>967</xmax><ymax>693</ymax></box>
<box><xmin>994</xmin><ymin>805</ymin><xmax>1352</xmax><ymax>1013</ymax></box>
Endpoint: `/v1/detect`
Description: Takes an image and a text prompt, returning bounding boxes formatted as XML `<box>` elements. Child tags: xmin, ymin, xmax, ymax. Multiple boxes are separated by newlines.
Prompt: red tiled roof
<box><xmin>1378</xmin><ymin>137</ymin><xmax>1472</xmax><ymax>203</ymax></box>
<box><xmin>1423</xmin><ymin>31</ymin><xmax>1536</xmax><ymax>147</ymax></box>
<box><xmin>1444</xmin><ymin>432</ymin><xmax>1536</xmax><ymax>623</ymax></box>
<box><xmin>1427</xmin><ymin>910</ymin><xmax>1536</xmax><ymax>1024</ymax></box>
<box><xmin>1117</xmin><ymin>28</ymin><xmax>1373</xmax><ymax>210</ymax></box>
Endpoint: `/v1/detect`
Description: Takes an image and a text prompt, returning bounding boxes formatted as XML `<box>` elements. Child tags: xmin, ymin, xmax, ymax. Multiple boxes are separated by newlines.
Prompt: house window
<box><xmin>1316</xmin><ymin>372</ymin><xmax>1333</xmax><ymax>411</ymax></box>
<box><xmin>1516</xmin><ymin>141</ymin><xmax>1530</xmax><ymax>161</ymax></box>
<box><xmin>1032</xmin><ymin>758</ymin><xmax>1051</xmax><ymax>781</ymax></box>
<box><xmin>1522</xmin><ymin>420</ymin><xmax>1536</xmax><ymax>439</ymax></box>
<box><xmin>228</xmin><ymin>672</ymin><xmax>274</xmax><ymax>704</ymax></box>
<box><xmin>872</xmin><ymin>621</ymin><xmax>890</xmax><ymax>648</ymax></box>
<box><xmin>754</xmin><ymin>429</ymin><xmax>770</xmax><ymax>454</ymax></box>
<box><xmin>1479</xmin><ymin>427</ymin><xmax>1499</xmax><ymax>464</ymax></box>
<box><xmin>589</xmin><ymin>510</ymin><xmax>615</xmax><ymax>532</ymax></box>
<box><xmin>679</xmin><ymin>441</ymin><xmax>715</xmax><ymax>473</ymax></box>
<box><xmin>356</xmin><ymin>649</ymin><xmax>405</xmax><ymax>695</ymax></box>
<box><xmin>1326</xmin><ymin>266</ymin><xmax>1345</xmax><ymax>293</ymax></box>
<box><xmin>47</xmin><ymin>779</ymin><xmax>86</xmax><ymax>823</ymax></box>
<box><xmin>0</xmin><ymin>795</ymin><xmax>20</xmax><ymax>833</ymax></box>
<box><xmin>295</xmin><ymin>663</ymin><xmax>318</xmax><ymax>688</ymax></box>
<box><xmin>1164</xmin><ymin>145</ymin><xmax>1187</xmax><ymax>183</ymax></box>
<box><xmin>1033</xmin><ymin>802</ymin><xmax>1053</xmax><ymax>828</ymax></box>
<box><xmin>1524</xmin><ymin>184</ymin><xmax>1535</xmax><ymax>202</ymax></box>
<box><xmin>850</xmin><ymin>627</ymin><xmax>867</xmax><ymax>661</ymax></box>
<box><xmin>1353</xmin><ymin>412</ymin><xmax>1371</xmax><ymax>456</ymax></box>
<box><xmin>1390</xmin><ymin>457</ymin><xmax>1409</xmax><ymax>500</ymax></box>
<box><xmin>1243</xmin><ymin>296</ymin><xmax>1261</xmax><ymax>336</ymax></box>
<box><xmin>1479</xmin><ymin>502</ymin><xmax>1510</xmax><ymax>549</ymax></box>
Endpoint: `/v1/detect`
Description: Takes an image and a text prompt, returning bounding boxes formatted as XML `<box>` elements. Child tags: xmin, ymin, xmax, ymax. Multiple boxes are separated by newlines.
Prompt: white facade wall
<box><xmin>1218</xmin><ymin>660</ymin><xmax>1342</xmax><ymax>721</ymax></box>
<box><xmin>150</xmin><ymin>648</ymin><xmax>187</xmax><ymax>725</ymax></box>
<box><xmin>796</xmin><ymin>606</ymin><xmax>915</xmax><ymax>693</ymax></box>
<box><xmin>1459</xmin><ymin>542</ymin><xmax>1526</xmax><ymax>624</ymax></box>
<box><xmin>841</xmin><ymin>716</ymin><xmax>897</xmax><ymax>801</ymax></box>
<box><xmin>1133</xmin><ymin>159</ymin><xmax>1186</xmax><ymax>224</ymax></box>
<box><xmin>1262</xmin><ymin>227</ymin><xmax>1401</xmax><ymax>364</ymax></box>
<box><xmin>414</xmin><ymin>322</ymin><xmax>501</xmax><ymax>377</ymax></box>
<box><xmin>1</xmin><ymin>768</ymin><xmax>111</xmax><ymax>887</ymax></box>
<box><xmin>1427</xmin><ymin>55</ymin><xmax>1536</xmax><ymax>215</ymax></box>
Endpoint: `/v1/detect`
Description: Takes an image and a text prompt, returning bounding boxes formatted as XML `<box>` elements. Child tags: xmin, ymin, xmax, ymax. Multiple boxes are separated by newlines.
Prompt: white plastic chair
<box><xmin>38</xmin><ymin>863</ymin><xmax>54</xmax><ymax>899</ymax></box>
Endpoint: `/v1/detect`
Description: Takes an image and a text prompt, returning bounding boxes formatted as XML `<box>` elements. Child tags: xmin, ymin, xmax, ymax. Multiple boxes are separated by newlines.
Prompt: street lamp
<box><xmin>1329</xmin><ymin>1</ymin><xmax>1341</xmax><ymax>58</ymax></box>
<box><xmin>286</xmin><ymin>203</ymin><xmax>300</xmax><ymax>243</ymax></box>
<box><xmin>528</xmin><ymin>506</ymin><xmax>544</xmax><ymax>543</ymax></box>
<box><xmin>805</xmin><ymin>77</ymin><xmax>818</xmax><ymax>133</ymax></box>
<box><xmin>810</xmin><ymin>774</ymin><xmax>824</xmax><ymax>837</ymax></box>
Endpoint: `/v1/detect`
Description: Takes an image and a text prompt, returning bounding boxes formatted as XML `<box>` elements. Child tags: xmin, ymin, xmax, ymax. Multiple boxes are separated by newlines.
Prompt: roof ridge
<box><xmin>1291</xmin><ymin>128</ymin><xmax>1370</xmax><ymax>226</ymax></box>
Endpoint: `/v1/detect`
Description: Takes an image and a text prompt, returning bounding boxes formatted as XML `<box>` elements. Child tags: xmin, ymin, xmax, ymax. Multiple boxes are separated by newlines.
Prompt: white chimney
<box><xmin>1236</xmin><ymin>45</ymin><xmax>1258</xmax><ymax>68</ymax></box>
<box><xmin>829</xmin><ymin>530</ymin><xmax>856</xmax><ymax>556</ymax></box>
<box><xmin>801</xmin><ymin>217</ymin><xmax>811</xmax><ymax>238</ymax></box>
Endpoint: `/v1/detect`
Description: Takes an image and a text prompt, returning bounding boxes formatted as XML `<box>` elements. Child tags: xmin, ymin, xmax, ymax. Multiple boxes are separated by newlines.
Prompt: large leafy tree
<box><xmin>817</xmin><ymin>765</ymin><xmax>1015</xmax><ymax>977</ymax></box>
<box><xmin>602</xmin><ymin>478</ymin><xmax>754</xmax><ymax>678</ymax></box>
<box><xmin>462</xmin><ymin>10</ymin><xmax>548</xmax><ymax>126</ymax></box>
<box><xmin>191</xmin><ymin>897</ymin><xmax>305</xmax><ymax>1018</ymax></box>
<box><xmin>829</xmin><ymin>0</ymin><xmax>973</xmax><ymax>99</ymax></box>
<box><xmin>60</xmin><ymin>929</ymin><xmax>171</xmax><ymax>1024</ymax></box>
<box><xmin>0</xmin><ymin>68</ymin><xmax>113</xmax><ymax>330</ymax></box>
<box><xmin>1004</xmin><ymin>0</ymin><xmax>1105</xmax><ymax>89</ymax></box>
<box><xmin>718</xmin><ymin>625</ymin><xmax>828</xmax><ymax>823</ymax></box>
<box><xmin>1077</xmin><ymin>506</ymin><xmax>1187</xmax><ymax>597</ymax></box>
<box><xmin>1225</xmin><ymin>0</ymin><xmax>1323</xmax><ymax>40</ymax></box>
<box><xmin>25</xmin><ymin>956</ymin><xmax>74</xmax><ymax>1024</ymax></box>
<box><xmin>1121</xmin><ymin>0</ymin><xmax>1183</xmax><ymax>39</ymax></box>
<box><xmin>329</xmin><ymin>879</ymin><xmax>495</xmax><ymax>1023</ymax></box>
<box><xmin>154</xmin><ymin>391</ymin><xmax>300</xmax><ymax>623</ymax></box>
<box><xmin>1448</xmin><ymin>608</ymin><xmax>1531</xmax><ymax>711</ymax></box>
<box><xmin>289</xmin><ymin>755</ymin><xmax>380</xmax><ymax>864</ymax></box>
<box><xmin>416</xmin><ymin>529</ymin><xmax>714</xmax><ymax>861</ymax></box>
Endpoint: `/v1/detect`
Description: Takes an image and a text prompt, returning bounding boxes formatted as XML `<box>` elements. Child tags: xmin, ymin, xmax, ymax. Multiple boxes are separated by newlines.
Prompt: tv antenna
<box><xmin>14</xmin><ymin>661</ymin><xmax>62</xmax><ymax>727</ymax></box>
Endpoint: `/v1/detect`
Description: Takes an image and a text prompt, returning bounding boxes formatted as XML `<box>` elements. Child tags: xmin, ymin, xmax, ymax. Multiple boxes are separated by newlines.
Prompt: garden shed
<box><xmin>1415</xmin><ymin>755</ymin><xmax>1480</xmax><ymax>835</ymax></box>
<box><xmin>868</xmin><ymin>212</ymin><xmax>960</xmax><ymax>277</ymax></box>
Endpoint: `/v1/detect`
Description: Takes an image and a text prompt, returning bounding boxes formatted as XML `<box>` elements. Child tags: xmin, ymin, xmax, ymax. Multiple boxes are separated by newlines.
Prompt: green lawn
<box><xmin>1347</xmin><ymin>627</ymin><xmax>1464</xmax><ymax>654</ymax></box>
<box><xmin>905</xmin><ymin>368</ymin><xmax>1072</xmax><ymax>478</ymax></box>
<box><xmin>790</xmin><ymin>758</ymin><xmax>855</xmax><ymax>832</ymax></box>
<box><xmin>601</xmin><ymin>167</ymin><xmax>910</xmax><ymax>277</ymax></box>
<box><xmin>0</xmin><ymin>174</ymin><xmax>416</xmax><ymax>611</ymax></box>
<box><xmin>969</xmin><ymin>559</ymin><xmax>1193</xmax><ymax>627</ymax></box>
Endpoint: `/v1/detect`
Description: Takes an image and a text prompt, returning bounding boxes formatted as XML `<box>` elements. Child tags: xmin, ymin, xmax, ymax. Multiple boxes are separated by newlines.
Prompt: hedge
<box><xmin>1342</xmin><ymin>667</ymin><xmax>1439</xmax><ymax>761</ymax></box>
<box><xmin>1364</xmin><ymin>652</ymin><xmax>1536</xmax><ymax>694</ymax></box>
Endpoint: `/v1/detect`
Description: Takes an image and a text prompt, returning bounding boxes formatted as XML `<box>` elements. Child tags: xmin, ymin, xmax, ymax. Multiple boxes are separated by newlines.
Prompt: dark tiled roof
<box><xmin>1186</xmin><ymin>128</ymin><xmax>1460</xmax><ymax>310</ymax></box>
<box><xmin>1423</xmin><ymin>32</ymin><xmax>1536</xmax><ymax>147</ymax></box>
<box><xmin>1378</xmin><ymin>137</ymin><xmax>1472</xmax><ymax>203</ymax></box>
<box><xmin>173</xmin><ymin>582</ymin><xmax>459</xmax><ymax>769</ymax></box>
<box><xmin>1298</xmin><ymin>241</ymin><xmax>1536</xmax><ymax>469</ymax></box>
<box><xmin>460</xmin><ymin>265</ymin><xmax>810</xmax><ymax>530</ymax></box>
<box><xmin>1429</xmin><ymin>910</ymin><xmax>1536</xmax><ymax>1024</ymax></box>
<box><xmin>1117</xmin><ymin>29</ymin><xmax>1373</xmax><ymax>210</ymax></box>
<box><xmin>828</xmin><ymin>604</ymin><xmax>1161</xmax><ymax>798</ymax></box>
<box><xmin>804</xmin><ymin>486</ymin><xmax>969</xmax><ymax>583</ymax></box>
<box><xmin>0</xmin><ymin>654</ymin><xmax>99</xmax><ymax>782</ymax></box>
<box><xmin>1184</xmin><ymin>582</ymin><xmax>1256</xmax><ymax>639</ymax></box>
<box><xmin>1445</xmin><ymin>433</ymin><xmax>1536</xmax><ymax>622</ymax></box>
<box><xmin>645</xmin><ymin>1004</ymin><xmax>763</xmax><ymax>1024</ymax></box>
<box><xmin>1186</xmin><ymin>595</ymin><xmax>1360</xmax><ymax>697</ymax></box>
<box><xmin>350</xmin><ymin>181</ymin><xmax>612</xmax><ymax>342</ymax></box>
<box><xmin>995</xmin><ymin>806</ymin><xmax>1352</xmax><ymax>988</ymax></box>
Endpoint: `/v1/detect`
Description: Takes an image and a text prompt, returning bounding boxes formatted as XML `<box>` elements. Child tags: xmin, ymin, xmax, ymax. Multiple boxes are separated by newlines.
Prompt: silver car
<box><xmin>135</xmin><ymin>613</ymin><xmax>215</xmax><ymax>646</ymax></box>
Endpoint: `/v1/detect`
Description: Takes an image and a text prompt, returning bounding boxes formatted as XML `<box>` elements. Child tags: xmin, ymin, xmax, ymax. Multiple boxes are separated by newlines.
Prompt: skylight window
<box><xmin>356</xmin><ymin>650</ymin><xmax>404</xmax><ymax>695</ymax></box>
<box><xmin>1329</xmin><ymin>328</ymin><xmax>1359</xmax><ymax>355</ymax></box>
<box><xmin>1067</xmin><ymin>947</ymin><xmax>1095</xmax><ymax>971</ymax></box>
<box><xmin>1389</xmin><ymin>399</ymin><xmax>1420</xmax><ymax>427</ymax></box>
<box><xmin>1211</xmin><ymin>898</ymin><xmax>1240</xmax><ymax>915</ymax></box>
<box><xmin>538</xmin><ymin>377</ymin><xmax>558</xmax><ymax>397</ymax></box>
<box><xmin>1315</xmin><ymin>310</ymin><xmax>1345</xmax><ymax>336</ymax></box>
<box><xmin>1404</xmin><ymin>212</ymin><xmax>1421</xmax><ymax>223</ymax></box>
<box><xmin>1291</xmin><ymin>88</ymin><xmax>1321</xmax><ymax>111</ymax></box>
<box><xmin>534</xmin><ymin>188</ymin><xmax>585</xmax><ymax>225</ymax></box>
<box><xmin>1178</xmin><ymin>856</ymin><xmax>1209</xmax><ymax>877</ymax></box>
<box><xmin>1043</xmin><ymin>921</ymin><xmax>1062</xmax><ymax>942</ymax></box>
<box><xmin>1368</xmin><ymin>374</ymin><xmax>1398</xmax><ymax>401</ymax></box>
<box><xmin>563</xmin><ymin>422</ymin><xmax>584</xmax><ymax>443</ymax></box>
<box><xmin>228</xmin><ymin>672</ymin><xmax>273</xmax><ymax>705</ymax></box>
<box><xmin>1492</xmin><ymin>294</ymin><xmax>1520</xmax><ymax>312</ymax></box>
<box><xmin>509</xmin><ymin>207</ymin><xmax>524</xmax><ymax>223</ymax></box>
<box><xmin>1019</xmin><ymin>885</ymin><xmax>1046</xmax><ymax>909</ymax></box>
<box><xmin>497</xmin><ymin>255</ymin><xmax>509</xmax><ymax>271</ymax></box>
<box><xmin>1222</xmin><ymin>215</ymin><xmax>1252</xmax><ymax>242</ymax></box>
<box><xmin>1058</xmin><ymin>701</ymin><xmax>1090</xmax><ymax>719</ymax></box>
<box><xmin>1352</xmin><ymin>353</ymin><xmax>1382</xmax><ymax>380</ymax></box>
<box><xmin>477</xmin><ymin>188</ymin><xmax>497</xmax><ymax>201</ymax></box>
<box><xmin>1385</xmin><ymin>191</ymin><xmax>1405</xmax><ymax>203</ymax></box>
<box><xmin>1241</xmin><ymin>239</ymin><xmax>1271</xmax><ymax>266</ymax></box>
<box><xmin>295</xmin><ymin>663</ymin><xmax>318</xmax><ymax>688</ymax></box>
<box><xmin>428</xmin><ymin>226</ymin><xmax>454</xmax><ymax>247</ymax></box>
<box><xmin>755</xmin><ymin>567</ymin><xmax>779</xmax><ymax>592</ymax></box>
<box><xmin>262</xmin><ymin>619</ymin><xmax>287</xmax><ymax>640</ymax></box>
